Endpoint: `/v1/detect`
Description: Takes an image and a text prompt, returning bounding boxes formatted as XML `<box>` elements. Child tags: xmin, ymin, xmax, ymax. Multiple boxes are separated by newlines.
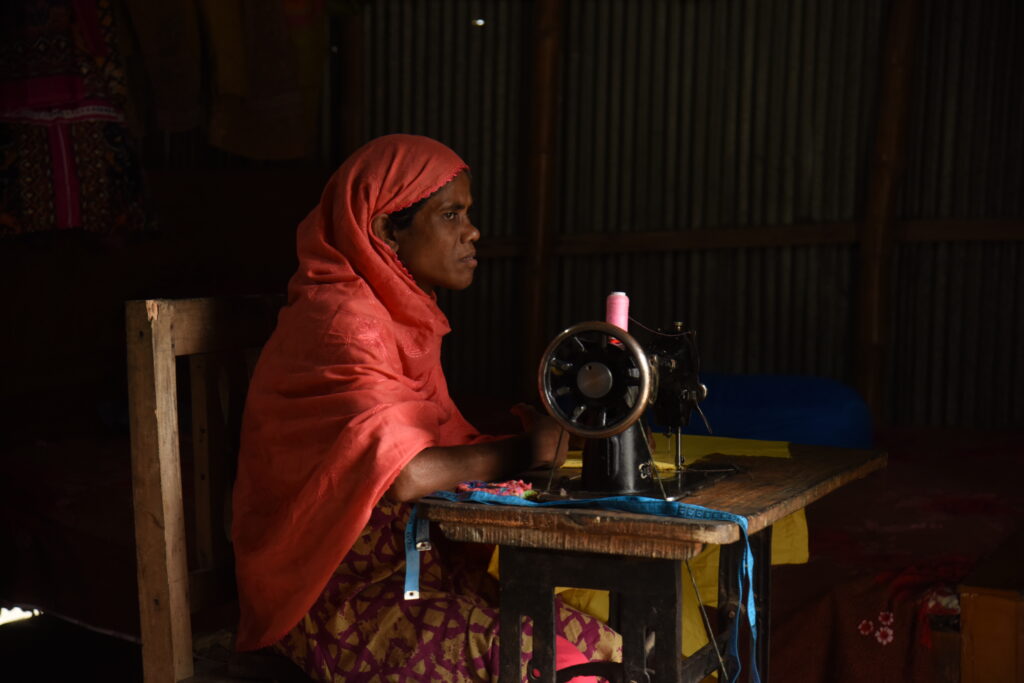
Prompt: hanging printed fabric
<box><xmin>0</xmin><ymin>0</ymin><xmax>147</xmax><ymax>238</ymax></box>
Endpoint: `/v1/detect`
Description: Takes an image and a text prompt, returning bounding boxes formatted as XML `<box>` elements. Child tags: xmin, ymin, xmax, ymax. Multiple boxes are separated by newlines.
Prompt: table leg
<box><xmin>644</xmin><ymin>562</ymin><xmax>682</xmax><ymax>682</ymax></box>
<box><xmin>500</xmin><ymin>547</ymin><xmax>558</xmax><ymax>683</ymax></box>
<box><xmin>499</xmin><ymin>547</ymin><xmax>683</xmax><ymax>683</ymax></box>
<box><xmin>751</xmin><ymin>526</ymin><xmax>773</xmax><ymax>682</ymax></box>
<box><xmin>717</xmin><ymin>527</ymin><xmax>773</xmax><ymax>682</ymax></box>
<box><xmin>717</xmin><ymin>542</ymin><xmax>742</xmax><ymax>680</ymax></box>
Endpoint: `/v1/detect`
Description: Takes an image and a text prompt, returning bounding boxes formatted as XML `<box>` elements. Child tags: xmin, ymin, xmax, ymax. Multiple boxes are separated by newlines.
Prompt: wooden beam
<box><xmin>900</xmin><ymin>219</ymin><xmax>1024</xmax><ymax>243</ymax></box>
<box><xmin>522</xmin><ymin>0</ymin><xmax>562</xmax><ymax>397</ymax></box>
<box><xmin>857</xmin><ymin>0</ymin><xmax>920</xmax><ymax>422</ymax></box>
<box><xmin>552</xmin><ymin>223</ymin><xmax>859</xmax><ymax>254</ymax></box>
<box><xmin>478</xmin><ymin>218</ymin><xmax>1022</xmax><ymax>260</ymax></box>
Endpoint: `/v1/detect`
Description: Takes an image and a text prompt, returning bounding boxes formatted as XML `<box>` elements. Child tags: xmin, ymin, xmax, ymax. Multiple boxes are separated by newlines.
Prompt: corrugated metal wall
<box><xmin>552</xmin><ymin>246</ymin><xmax>856</xmax><ymax>380</ymax></box>
<box><xmin>897</xmin><ymin>0</ymin><xmax>1022</xmax><ymax>220</ymax></box>
<box><xmin>558</xmin><ymin>0</ymin><xmax>885</xmax><ymax>232</ymax></box>
<box><xmin>890</xmin><ymin>242</ymin><xmax>1023</xmax><ymax>427</ymax></box>
<box><xmin>365</xmin><ymin>0</ymin><xmax>1023</xmax><ymax>427</ymax></box>
<box><xmin>889</xmin><ymin>0</ymin><xmax>1024</xmax><ymax>427</ymax></box>
<box><xmin>549</xmin><ymin>0</ymin><xmax>885</xmax><ymax>388</ymax></box>
<box><xmin>365</xmin><ymin>0</ymin><xmax>528</xmax><ymax>235</ymax></box>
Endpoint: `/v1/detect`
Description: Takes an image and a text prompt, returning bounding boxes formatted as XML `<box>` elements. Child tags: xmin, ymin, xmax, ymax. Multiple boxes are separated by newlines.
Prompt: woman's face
<box><xmin>389</xmin><ymin>172</ymin><xmax>480</xmax><ymax>294</ymax></box>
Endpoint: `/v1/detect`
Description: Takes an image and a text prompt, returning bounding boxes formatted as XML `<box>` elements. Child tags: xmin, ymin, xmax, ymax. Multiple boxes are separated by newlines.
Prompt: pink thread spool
<box><xmin>606</xmin><ymin>291</ymin><xmax>629</xmax><ymax>331</ymax></box>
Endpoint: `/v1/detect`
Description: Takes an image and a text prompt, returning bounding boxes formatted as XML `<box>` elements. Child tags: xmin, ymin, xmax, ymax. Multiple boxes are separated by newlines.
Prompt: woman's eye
<box><xmin>443</xmin><ymin>211</ymin><xmax>457</xmax><ymax>221</ymax></box>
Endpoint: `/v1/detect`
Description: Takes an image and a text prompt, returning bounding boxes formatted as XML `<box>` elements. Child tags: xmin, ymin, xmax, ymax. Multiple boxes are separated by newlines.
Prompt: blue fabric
<box><xmin>408</xmin><ymin>491</ymin><xmax>760</xmax><ymax>683</ymax></box>
<box><xmin>662</xmin><ymin>372</ymin><xmax>873</xmax><ymax>449</ymax></box>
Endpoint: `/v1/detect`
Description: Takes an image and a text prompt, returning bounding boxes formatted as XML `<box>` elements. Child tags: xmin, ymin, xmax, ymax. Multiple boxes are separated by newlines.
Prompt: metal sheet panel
<box><xmin>438</xmin><ymin>257</ymin><xmax>523</xmax><ymax>400</ymax></box>
<box><xmin>365</xmin><ymin>0</ymin><xmax>528</xmax><ymax>238</ymax></box>
<box><xmin>890</xmin><ymin>0</ymin><xmax>1023</xmax><ymax>426</ymax></box>
<box><xmin>364</xmin><ymin>0</ymin><xmax>1022</xmax><ymax>427</ymax></box>
<box><xmin>550</xmin><ymin>0</ymin><xmax>883</xmax><ymax>399</ymax></box>
<box><xmin>898</xmin><ymin>0</ymin><xmax>1024</xmax><ymax>220</ymax></box>
<box><xmin>558</xmin><ymin>0</ymin><xmax>886</xmax><ymax>232</ymax></box>
<box><xmin>548</xmin><ymin>245</ymin><xmax>856</xmax><ymax>381</ymax></box>
<box><xmin>890</xmin><ymin>242</ymin><xmax>1024</xmax><ymax>427</ymax></box>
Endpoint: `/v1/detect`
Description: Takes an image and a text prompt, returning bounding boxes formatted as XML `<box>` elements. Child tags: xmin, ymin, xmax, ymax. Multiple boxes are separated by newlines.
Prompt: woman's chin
<box><xmin>450</xmin><ymin>275</ymin><xmax>475</xmax><ymax>291</ymax></box>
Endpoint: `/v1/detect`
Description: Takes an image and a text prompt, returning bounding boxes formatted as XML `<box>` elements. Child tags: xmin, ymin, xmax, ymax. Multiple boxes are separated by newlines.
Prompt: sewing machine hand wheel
<box><xmin>537</xmin><ymin>321</ymin><xmax>653</xmax><ymax>439</ymax></box>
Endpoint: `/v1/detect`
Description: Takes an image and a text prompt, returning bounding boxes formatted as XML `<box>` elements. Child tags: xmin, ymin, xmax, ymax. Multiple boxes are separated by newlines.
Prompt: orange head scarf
<box><xmin>232</xmin><ymin>134</ymin><xmax>482</xmax><ymax>650</ymax></box>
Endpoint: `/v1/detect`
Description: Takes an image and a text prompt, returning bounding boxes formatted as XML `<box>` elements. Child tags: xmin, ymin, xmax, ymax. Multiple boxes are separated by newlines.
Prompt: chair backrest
<box><xmin>126</xmin><ymin>296</ymin><xmax>281</xmax><ymax>683</ymax></box>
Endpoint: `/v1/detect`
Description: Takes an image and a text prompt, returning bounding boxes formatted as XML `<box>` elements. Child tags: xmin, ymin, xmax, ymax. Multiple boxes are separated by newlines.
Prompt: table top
<box><xmin>420</xmin><ymin>444</ymin><xmax>886</xmax><ymax>560</ymax></box>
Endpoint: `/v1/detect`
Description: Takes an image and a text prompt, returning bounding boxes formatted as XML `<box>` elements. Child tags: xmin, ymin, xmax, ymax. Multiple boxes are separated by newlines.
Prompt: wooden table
<box><xmin>420</xmin><ymin>444</ymin><xmax>886</xmax><ymax>683</ymax></box>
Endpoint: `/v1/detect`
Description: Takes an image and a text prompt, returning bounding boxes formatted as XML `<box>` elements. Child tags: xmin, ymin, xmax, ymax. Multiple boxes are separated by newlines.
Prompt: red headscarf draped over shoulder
<box><xmin>232</xmin><ymin>134</ymin><xmax>481</xmax><ymax>650</ymax></box>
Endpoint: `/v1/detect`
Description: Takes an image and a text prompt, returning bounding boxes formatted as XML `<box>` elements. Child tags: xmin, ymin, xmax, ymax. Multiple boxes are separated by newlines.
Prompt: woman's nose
<box><xmin>464</xmin><ymin>221</ymin><xmax>480</xmax><ymax>243</ymax></box>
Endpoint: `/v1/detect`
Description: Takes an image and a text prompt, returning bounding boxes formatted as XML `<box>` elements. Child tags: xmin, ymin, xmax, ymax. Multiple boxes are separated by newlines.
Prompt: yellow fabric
<box><xmin>561</xmin><ymin>433</ymin><xmax>791</xmax><ymax>472</ymax></box>
<box><xmin>493</xmin><ymin>434</ymin><xmax>809</xmax><ymax>657</ymax></box>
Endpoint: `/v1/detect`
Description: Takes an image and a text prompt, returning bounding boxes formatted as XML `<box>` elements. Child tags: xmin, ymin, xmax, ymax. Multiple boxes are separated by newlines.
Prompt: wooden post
<box><xmin>857</xmin><ymin>0</ymin><xmax>920</xmax><ymax>423</ymax></box>
<box><xmin>126</xmin><ymin>300</ymin><xmax>194</xmax><ymax>683</ymax></box>
<box><xmin>522</xmin><ymin>0</ymin><xmax>562</xmax><ymax>398</ymax></box>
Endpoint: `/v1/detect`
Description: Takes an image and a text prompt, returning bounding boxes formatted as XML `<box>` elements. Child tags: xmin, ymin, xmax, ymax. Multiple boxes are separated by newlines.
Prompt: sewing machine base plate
<box><xmin>535</xmin><ymin>462</ymin><xmax>741</xmax><ymax>501</ymax></box>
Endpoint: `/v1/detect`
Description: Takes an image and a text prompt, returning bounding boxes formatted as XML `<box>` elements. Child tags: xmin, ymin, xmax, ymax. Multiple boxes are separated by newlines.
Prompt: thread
<box><xmin>606</xmin><ymin>291</ymin><xmax>629</xmax><ymax>331</ymax></box>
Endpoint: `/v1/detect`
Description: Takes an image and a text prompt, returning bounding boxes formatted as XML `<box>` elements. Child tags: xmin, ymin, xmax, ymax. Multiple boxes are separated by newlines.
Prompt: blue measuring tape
<box><xmin>402</xmin><ymin>504</ymin><xmax>432</xmax><ymax>600</ymax></box>
<box><xmin>404</xmin><ymin>491</ymin><xmax>760</xmax><ymax>683</ymax></box>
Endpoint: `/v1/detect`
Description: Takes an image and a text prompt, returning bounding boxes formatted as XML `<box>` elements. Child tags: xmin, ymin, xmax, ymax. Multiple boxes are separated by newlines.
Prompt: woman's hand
<box><xmin>386</xmin><ymin>405</ymin><xmax>568</xmax><ymax>502</ymax></box>
<box><xmin>511</xmin><ymin>403</ymin><xmax>569</xmax><ymax>470</ymax></box>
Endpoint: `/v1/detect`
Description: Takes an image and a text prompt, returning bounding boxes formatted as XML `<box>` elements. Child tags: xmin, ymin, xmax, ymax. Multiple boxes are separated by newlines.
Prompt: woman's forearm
<box><xmin>385</xmin><ymin>437</ymin><xmax>532</xmax><ymax>503</ymax></box>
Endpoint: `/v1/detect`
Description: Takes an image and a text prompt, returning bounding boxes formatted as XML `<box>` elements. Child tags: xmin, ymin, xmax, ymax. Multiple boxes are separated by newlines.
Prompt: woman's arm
<box><xmin>386</xmin><ymin>412</ymin><xmax>568</xmax><ymax>502</ymax></box>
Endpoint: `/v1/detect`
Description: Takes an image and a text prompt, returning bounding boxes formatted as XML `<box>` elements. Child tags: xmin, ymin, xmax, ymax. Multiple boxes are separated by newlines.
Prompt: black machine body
<box><xmin>538</xmin><ymin>321</ymin><xmax>736</xmax><ymax>500</ymax></box>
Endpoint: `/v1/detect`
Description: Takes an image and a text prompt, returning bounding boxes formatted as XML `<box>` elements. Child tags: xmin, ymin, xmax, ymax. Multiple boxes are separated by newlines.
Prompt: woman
<box><xmin>232</xmin><ymin>134</ymin><xmax>621</xmax><ymax>681</ymax></box>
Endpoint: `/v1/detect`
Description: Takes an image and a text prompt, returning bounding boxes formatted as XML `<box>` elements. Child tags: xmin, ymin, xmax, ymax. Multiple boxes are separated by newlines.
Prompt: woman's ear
<box><xmin>371</xmin><ymin>214</ymin><xmax>399</xmax><ymax>252</ymax></box>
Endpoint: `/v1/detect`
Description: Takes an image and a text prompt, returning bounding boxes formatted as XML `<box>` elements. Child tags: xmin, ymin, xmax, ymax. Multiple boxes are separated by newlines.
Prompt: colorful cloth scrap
<box><xmin>455</xmin><ymin>479</ymin><xmax>536</xmax><ymax>498</ymax></box>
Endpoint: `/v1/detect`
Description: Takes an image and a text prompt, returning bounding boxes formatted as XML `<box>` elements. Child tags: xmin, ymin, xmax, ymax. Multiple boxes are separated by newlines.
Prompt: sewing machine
<box><xmin>537</xmin><ymin>319</ymin><xmax>738</xmax><ymax>499</ymax></box>
<box><xmin>421</xmin><ymin>312</ymin><xmax>886</xmax><ymax>682</ymax></box>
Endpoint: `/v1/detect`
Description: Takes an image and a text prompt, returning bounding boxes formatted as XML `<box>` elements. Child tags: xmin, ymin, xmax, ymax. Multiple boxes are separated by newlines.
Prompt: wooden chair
<box><xmin>126</xmin><ymin>297</ymin><xmax>305</xmax><ymax>683</ymax></box>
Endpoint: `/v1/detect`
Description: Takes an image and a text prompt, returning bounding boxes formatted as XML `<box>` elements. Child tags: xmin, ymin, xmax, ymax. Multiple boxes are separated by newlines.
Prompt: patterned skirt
<box><xmin>275</xmin><ymin>498</ymin><xmax>621</xmax><ymax>682</ymax></box>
